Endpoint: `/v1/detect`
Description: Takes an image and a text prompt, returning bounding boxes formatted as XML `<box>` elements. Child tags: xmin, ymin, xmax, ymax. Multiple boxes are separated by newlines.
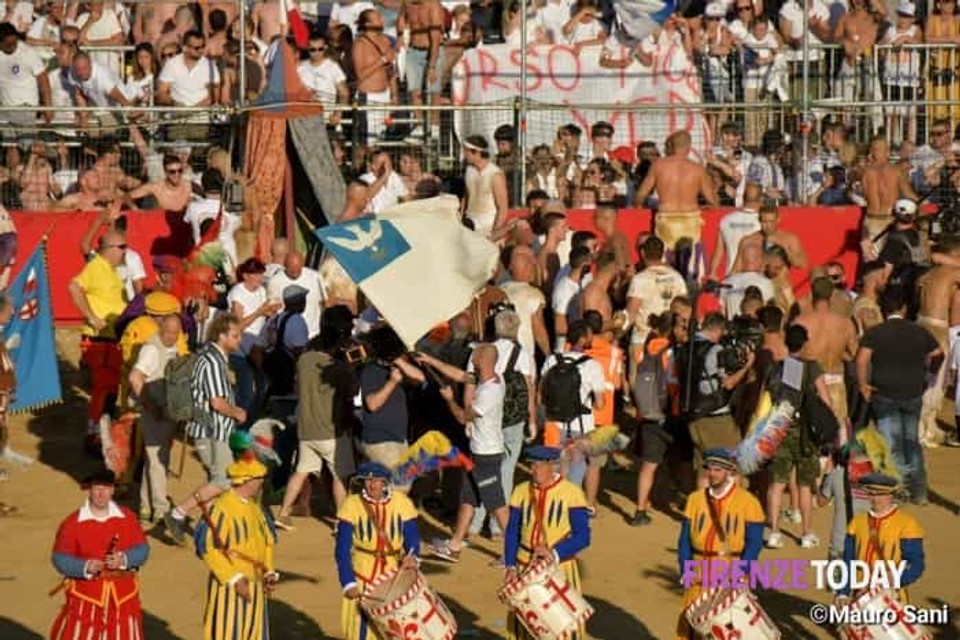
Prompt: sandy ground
<box><xmin>0</xmin><ymin>329</ymin><xmax>958</xmax><ymax>640</ymax></box>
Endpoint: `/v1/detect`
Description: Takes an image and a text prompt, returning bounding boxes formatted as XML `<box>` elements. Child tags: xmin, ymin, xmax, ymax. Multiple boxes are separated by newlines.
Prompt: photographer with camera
<box><xmin>275</xmin><ymin>306</ymin><xmax>358</xmax><ymax>531</ymax></box>
<box><xmin>357</xmin><ymin>327</ymin><xmax>426</xmax><ymax>486</ymax></box>
<box><xmin>679</xmin><ymin>312</ymin><xmax>755</xmax><ymax>487</ymax></box>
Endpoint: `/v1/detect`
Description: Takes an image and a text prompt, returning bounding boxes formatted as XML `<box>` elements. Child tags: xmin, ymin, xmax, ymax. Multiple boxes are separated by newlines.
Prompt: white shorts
<box><xmin>296</xmin><ymin>437</ymin><xmax>356</xmax><ymax>480</ymax></box>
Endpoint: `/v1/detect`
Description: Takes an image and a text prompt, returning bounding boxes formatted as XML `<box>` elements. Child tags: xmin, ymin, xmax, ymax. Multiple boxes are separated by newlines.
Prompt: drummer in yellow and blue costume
<box><xmin>676</xmin><ymin>448</ymin><xmax>765</xmax><ymax>640</ymax></box>
<box><xmin>840</xmin><ymin>472</ymin><xmax>924</xmax><ymax>603</ymax></box>
<box><xmin>503</xmin><ymin>446</ymin><xmax>591</xmax><ymax>640</ymax></box>
<box><xmin>335</xmin><ymin>462</ymin><xmax>421</xmax><ymax>640</ymax></box>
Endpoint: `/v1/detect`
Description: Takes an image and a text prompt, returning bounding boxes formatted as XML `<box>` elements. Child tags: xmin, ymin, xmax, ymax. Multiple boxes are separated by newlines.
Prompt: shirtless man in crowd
<box><xmin>132</xmin><ymin>2</ymin><xmax>179</xmax><ymax>45</ymax></box>
<box><xmin>251</xmin><ymin>0</ymin><xmax>286</xmax><ymax>45</ymax></box>
<box><xmin>915</xmin><ymin>239</ymin><xmax>960</xmax><ymax>446</ymax></box>
<box><xmin>852</xmin><ymin>261</ymin><xmax>885</xmax><ymax>335</ymax></box>
<box><xmin>635</xmin><ymin>130</ymin><xmax>716</xmax><ymax>279</ymax></box>
<box><xmin>54</xmin><ymin>169</ymin><xmax>111</xmax><ymax>212</ymax></box>
<box><xmin>833</xmin><ymin>0</ymin><xmax>884</xmax><ymax>108</ymax></box>
<box><xmin>793</xmin><ymin>277</ymin><xmax>858</xmax><ymax>439</ymax></box>
<box><xmin>398</xmin><ymin>0</ymin><xmax>443</xmax><ymax>123</ymax></box>
<box><xmin>352</xmin><ymin>10</ymin><xmax>397</xmax><ymax>142</ymax></box>
<box><xmin>593</xmin><ymin>202</ymin><xmax>631</xmax><ymax>273</ymax></box>
<box><xmin>124</xmin><ymin>155</ymin><xmax>193</xmax><ymax>212</ymax></box>
<box><xmin>863</xmin><ymin>136</ymin><xmax>919</xmax><ymax>246</ymax></box>
<box><xmin>581</xmin><ymin>250</ymin><xmax>621</xmax><ymax>334</ymax></box>
<box><xmin>734</xmin><ymin>205</ymin><xmax>808</xmax><ymax>273</ymax></box>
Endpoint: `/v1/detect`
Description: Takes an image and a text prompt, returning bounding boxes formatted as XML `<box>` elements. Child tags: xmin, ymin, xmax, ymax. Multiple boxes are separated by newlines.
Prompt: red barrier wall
<box><xmin>12</xmin><ymin>206</ymin><xmax>864</xmax><ymax>323</ymax></box>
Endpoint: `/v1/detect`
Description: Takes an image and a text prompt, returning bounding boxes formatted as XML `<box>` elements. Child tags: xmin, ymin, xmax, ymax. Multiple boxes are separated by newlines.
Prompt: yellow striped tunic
<box><xmin>197</xmin><ymin>490</ymin><xmax>276</xmax><ymax>640</ymax></box>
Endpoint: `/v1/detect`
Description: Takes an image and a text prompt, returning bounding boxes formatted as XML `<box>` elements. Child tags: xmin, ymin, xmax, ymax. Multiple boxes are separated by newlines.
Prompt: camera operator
<box><xmin>871</xmin><ymin>199</ymin><xmax>928</xmax><ymax>317</ymax></box>
<box><xmin>275</xmin><ymin>306</ymin><xmax>358</xmax><ymax>530</ymax></box>
<box><xmin>680</xmin><ymin>312</ymin><xmax>755</xmax><ymax>487</ymax></box>
<box><xmin>357</xmin><ymin>326</ymin><xmax>426</xmax><ymax>487</ymax></box>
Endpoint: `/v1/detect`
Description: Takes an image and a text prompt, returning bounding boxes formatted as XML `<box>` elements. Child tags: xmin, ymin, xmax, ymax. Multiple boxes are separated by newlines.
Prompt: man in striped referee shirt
<box><xmin>164</xmin><ymin>313</ymin><xmax>247</xmax><ymax>544</ymax></box>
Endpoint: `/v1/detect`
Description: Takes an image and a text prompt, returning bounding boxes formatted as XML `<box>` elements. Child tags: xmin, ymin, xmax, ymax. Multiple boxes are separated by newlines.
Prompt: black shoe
<box><xmin>164</xmin><ymin>513</ymin><xmax>188</xmax><ymax>545</ymax></box>
<box><xmin>629</xmin><ymin>510</ymin><xmax>652</xmax><ymax>527</ymax></box>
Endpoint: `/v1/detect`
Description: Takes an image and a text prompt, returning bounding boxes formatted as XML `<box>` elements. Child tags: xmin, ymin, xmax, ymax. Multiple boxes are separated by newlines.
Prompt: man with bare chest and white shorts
<box><xmin>634</xmin><ymin>131</ymin><xmax>716</xmax><ymax>280</ymax></box>
<box><xmin>863</xmin><ymin>136</ymin><xmax>919</xmax><ymax>249</ymax></box>
<box><xmin>793</xmin><ymin>277</ymin><xmax>859</xmax><ymax>440</ymax></box>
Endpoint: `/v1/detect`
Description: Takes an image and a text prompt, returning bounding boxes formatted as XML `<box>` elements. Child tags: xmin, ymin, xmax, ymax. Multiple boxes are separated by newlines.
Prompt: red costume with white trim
<box><xmin>50</xmin><ymin>502</ymin><xmax>148</xmax><ymax>640</ymax></box>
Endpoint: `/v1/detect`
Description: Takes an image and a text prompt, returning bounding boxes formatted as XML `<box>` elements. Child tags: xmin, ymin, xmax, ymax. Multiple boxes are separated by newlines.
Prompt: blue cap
<box><xmin>356</xmin><ymin>462</ymin><xmax>393</xmax><ymax>481</ymax></box>
<box><xmin>525</xmin><ymin>446</ymin><xmax>562</xmax><ymax>462</ymax></box>
<box><xmin>703</xmin><ymin>448</ymin><xmax>738</xmax><ymax>471</ymax></box>
<box><xmin>858</xmin><ymin>472</ymin><xmax>900</xmax><ymax>495</ymax></box>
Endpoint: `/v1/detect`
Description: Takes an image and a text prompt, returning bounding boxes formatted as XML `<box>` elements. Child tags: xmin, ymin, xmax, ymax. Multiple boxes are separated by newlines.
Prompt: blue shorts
<box><xmin>406</xmin><ymin>47</ymin><xmax>429</xmax><ymax>95</ymax></box>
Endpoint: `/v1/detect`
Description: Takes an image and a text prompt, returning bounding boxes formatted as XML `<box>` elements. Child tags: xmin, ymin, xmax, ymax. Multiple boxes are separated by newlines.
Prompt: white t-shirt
<box><xmin>626</xmin><ymin>264</ymin><xmax>687</xmax><ymax>341</ymax></box>
<box><xmin>540</xmin><ymin>351</ymin><xmax>605</xmax><ymax>434</ymax></box>
<box><xmin>134</xmin><ymin>340</ymin><xmax>179</xmax><ymax>382</ymax></box>
<box><xmin>266</xmin><ymin>267</ymin><xmax>325</xmax><ymax>339</ymax></box>
<box><xmin>469</xmin><ymin>375</ymin><xmax>506</xmax><ymax>455</ymax></box>
<box><xmin>882</xmin><ymin>24</ymin><xmax>921</xmax><ymax>87</ymax></box>
<box><xmin>778</xmin><ymin>0</ymin><xmax>829</xmax><ymax>61</ymax></box>
<box><xmin>330</xmin><ymin>0</ymin><xmax>375</xmax><ymax>35</ymax></box>
<box><xmin>718</xmin><ymin>209</ymin><xmax>761</xmax><ymax>274</ymax></box>
<box><xmin>183</xmin><ymin>198</ymin><xmax>221</xmax><ymax>245</ymax></box>
<box><xmin>0</xmin><ymin>43</ymin><xmax>45</xmax><ymax>107</ymax></box>
<box><xmin>500</xmin><ymin>280</ymin><xmax>545</xmax><ymax>371</ymax></box>
<box><xmin>0</xmin><ymin>1</ymin><xmax>32</xmax><ymax>31</ymax></box>
<box><xmin>68</xmin><ymin>62</ymin><xmax>122</xmax><ymax>107</ymax></box>
<box><xmin>297</xmin><ymin>58</ymin><xmax>347</xmax><ymax>103</ymax></box>
<box><xmin>73</xmin><ymin>10</ymin><xmax>124</xmax><ymax>75</ymax></box>
<box><xmin>227</xmin><ymin>283</ymin><xmax>267</xmax><ymax>355</ymax></box>
<box><xmin>467</xmin><ymin>338</ymin><xmax>535</xmax><ymax>381</ymax></box>
<box><xmin>361</xmin><ymin>171</ymin><xmax>408</xmax><ymax>214</ymax></box>
<box><xmin>537</xmin><ymin>0</ymin><xmax>573</xmax><ymax>43</ymax></box>
<box><xmin>565</xmin><ymin>18</ymin><xmax>603</xmax><ymax>44</ymax></box>
<box><xmin>721</xmin><ymin>271</ymin><xmax>775</xmax><ymax>317</ymax></box>
<box><xmin>26</xmin><ymin>16</ymin><xmax>60</xmax><ymax>61</ymax></box>
<box><xmin>116</xmin><ymin>249</ymin><xmax>146</xmax><ymax>302</ymax></box>
<box><xmin>551</xmin><ymin>276</ymin><xmax>583</xmax><ymax>324</ymax></box>
<box><xmin>157</xmin><ymin>53</ymin><xmax>220</xmax><ymax>110</ymax></box>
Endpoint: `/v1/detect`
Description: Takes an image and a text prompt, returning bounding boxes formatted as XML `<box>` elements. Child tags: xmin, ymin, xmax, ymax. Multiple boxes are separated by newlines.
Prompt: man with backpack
<box><xmin>540</xmin><ymin>320</ymin><xmax>606</xmax><ymax>504</ymax></box>
<box><xmin>766</xmin><ymin>324</ymin><xmax>836</xmax><ymax>549</ymax></box>
<box><xmin>260</xmin><ymin>285</ymin><xmax>311</xmax><ymax>399</ymax></box>
<box><xmin>678</xmin><ymin>312</ymin><xmax>754</xmax><ymax>487</ymax></box>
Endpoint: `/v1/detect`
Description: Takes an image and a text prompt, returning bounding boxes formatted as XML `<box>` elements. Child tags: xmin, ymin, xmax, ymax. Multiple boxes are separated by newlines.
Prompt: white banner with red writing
<box><xmin>451</xmin><ymin>39</ymin><xmax>709</xmax><ymax>158</ymax></box>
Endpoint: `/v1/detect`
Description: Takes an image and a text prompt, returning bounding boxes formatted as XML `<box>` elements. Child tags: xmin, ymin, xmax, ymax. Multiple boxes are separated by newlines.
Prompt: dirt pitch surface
<box><xmin>0</xmin><ymin>330</ymin><xmax>958</xmax><ymax>639</ymax></box>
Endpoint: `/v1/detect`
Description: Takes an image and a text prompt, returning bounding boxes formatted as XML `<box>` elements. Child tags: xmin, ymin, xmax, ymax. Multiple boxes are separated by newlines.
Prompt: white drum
<box><xmin>497</xmin><ymin>557</ymin><xmax>594</xmax><ymax>640</ymax></box>
<box><xmin>685</xmin><ymin>587</ymin><xmax>781</xmax><ymax>639</ymax></box>
<box><xmin>837</xmin><ymin>589</ymin><xmax>932</xmax><ymax>640</ymax></box>
<box><xmin>361</xmin><ymin>567</ymin><xmax>457</xmax><ymax>640</ymax></box>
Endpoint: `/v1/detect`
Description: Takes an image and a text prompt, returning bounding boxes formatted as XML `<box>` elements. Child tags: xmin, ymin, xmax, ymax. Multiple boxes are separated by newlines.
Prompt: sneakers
<box><xmin>944</xmin><ymin>435</ymin><xmax>960</xmax><ymax>448</ymax></box>
<box><xmin>800</xmin><ymin>533</ymin><xmax>821</xmax><ymax>549</ymax></box>
<box><xmin>164</xmin><ymin>512</ymin><xmax>188</xmax><ymax>545</ymax></box>
<box><xmin>427</xmin><ymin>541</ymin><xmax>462</xmax><ymax>563</ymax></box>
<box><xmin>275</xmin><ymin>515</ymin><xmax>296</xmax><ymax>532</ymax></box>
<box><xmin>629</xmin><ymin>510</ymin><xmax>653</xmax><ymax>527</ymax></box>
<box><xmin>766</xmin><ymin>532</ymin><xmax>785</xmax><ymax>549</ymax></box>
<box><xmin>783</xmin><ymin>509</ymin><xmax>802</xmax><ymax>524</ymax></box>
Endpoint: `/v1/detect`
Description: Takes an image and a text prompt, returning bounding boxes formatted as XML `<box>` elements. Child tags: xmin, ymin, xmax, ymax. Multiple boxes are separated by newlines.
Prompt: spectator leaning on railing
<box><xmin>0</xmin><ymin>22</ymin><xmax>48</xmax><ymax>129</ymax></box>
<box><xmin>156</xmin><ymin>29</ymin><xmax>221</xmax><ymax>141</ymax></box>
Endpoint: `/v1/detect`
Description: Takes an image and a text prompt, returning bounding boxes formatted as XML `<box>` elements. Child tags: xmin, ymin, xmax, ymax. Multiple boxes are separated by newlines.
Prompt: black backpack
<box><xmin>633</xmin><ymin>341</ymin><xmax>668</xmax><ymax>422</ymax></box>
<box><xmin>542</xmin><ymin>353</ymin><xmax>591</xmax><ymax>425</ymax></box>
<box><xmin>676</xmin><ymin>338</ymin><xmax>729</xmax><ymax>418</ymax></box>
<box><xmin>263</xmin><ymin>314</ymin><xmax>296</xmax><ymax>396</ymax></box>
<box><xmin>768</xmin><ymin>357</ymin><xmax>841</xmax><ymax>449</ymax></box>
<box><xmin>501</xmin><ymin>342</ymin><xmax>529</xmax><ymax>427</ymax></box>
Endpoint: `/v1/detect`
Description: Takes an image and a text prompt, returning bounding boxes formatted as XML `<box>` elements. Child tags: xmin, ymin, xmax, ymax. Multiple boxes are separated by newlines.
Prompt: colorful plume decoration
<box><xmin>228</xmin><ymin>418</ymin><xmax>285</xmax><ymax>466</ymax></box>
<box><xmin>100</xmin><ymin>412</ymin><xmax>137</xmax><ymax>479</ymax></box>
<box><xmin>392</xmin><ymin>431</ymin><xmax>474</xmax><ymax>484</ymax></box>
<box><xmin>737</xmin><ymin>400</ymin><xmax>795</xmax><ymax>475</ymax></box>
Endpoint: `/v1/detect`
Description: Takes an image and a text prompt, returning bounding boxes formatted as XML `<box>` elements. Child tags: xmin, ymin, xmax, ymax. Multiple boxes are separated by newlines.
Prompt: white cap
<box><xmin>897</xmin><ymin>1</ymin><xmax>915</xmax><ymax>16</ymax></box>
<box><xmin>893</xmin><ymin>199</ymin><xmax>918</xmax><ymax>218</ymax></box>
<box><xmin>705</xmin><ymin>2</ymin><xmax>726</xmax><ymax>17</ymax></box>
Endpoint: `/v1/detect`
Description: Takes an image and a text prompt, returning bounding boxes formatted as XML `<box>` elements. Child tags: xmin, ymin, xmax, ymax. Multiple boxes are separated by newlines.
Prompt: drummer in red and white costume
<box><xmin>503</xmin><ymin>446</ymin><xmax>591</xmax><ymax>640</ymax></box>
<box><xmin>335</xmin><ymin>462</ymin><xmax>421</xmax><ymax>640</ymax></box>
<box><xmin>50</xmin><ymin>469</ymin><xmax>150</xmax><ymax>640</ymax></box>
<box><xmin>676</xmin><ymin>449</ymin><xmax>764</xmax><ymax>640</ymax></box>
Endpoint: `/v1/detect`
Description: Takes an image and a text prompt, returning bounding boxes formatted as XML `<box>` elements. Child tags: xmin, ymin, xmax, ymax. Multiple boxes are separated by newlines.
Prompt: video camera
<box><xmin>716</xmin><ymin>315</ymin><xmax>763</xmax><ymax>373</ymax></box>
<box><xmin>342</xmin><ymin>325</ymin><xmax>408</xmax><ymax>367</ymax></box>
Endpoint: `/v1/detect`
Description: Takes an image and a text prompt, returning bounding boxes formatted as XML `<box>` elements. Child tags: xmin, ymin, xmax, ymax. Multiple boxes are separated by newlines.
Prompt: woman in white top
<box><xmin>741</xmin><ymin>19</ymin><xmax>782</xmax><ymax>146</ymax></box>
<box><xmin>226</xmin><ymin>258</ymin><xmax>281</xmax><ymax>423</ymax></box>
<box><xmin>562</xmin><ymin>0</ymin><xmax>607</xmax><ymax>47</ymax></box>
<box><xmin>123</xmin><ymin>43</ymin><xmax>156</xmax><ymax>123</ymax></box>
<box><xmin>504</xmin><ymin>0</ymin><xmax>549</xmax><ymax>46</ymax></box>
<box><xmin>463</xmin><ymin>135</ymin><xmax>508</xmax><ymax>237</ymax></box>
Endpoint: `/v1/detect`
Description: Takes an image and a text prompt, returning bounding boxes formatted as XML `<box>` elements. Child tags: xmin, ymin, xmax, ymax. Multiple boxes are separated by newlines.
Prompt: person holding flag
<box><xmin>0</xmin><ymin>293</ymin><xmax>17</xmax><ymax>513</ymax></box>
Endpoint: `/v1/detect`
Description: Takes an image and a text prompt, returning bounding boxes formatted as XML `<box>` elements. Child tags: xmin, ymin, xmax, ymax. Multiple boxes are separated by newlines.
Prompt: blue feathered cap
<box><xmin>703</xmin><ymin>448</ymin><xmax>738</xmax><ymax>471</ymax></box>
<box><xmin>357</xmin><ymin>462</ymin><xmax>393</xmax><ymax>481</ymax></box>
<box><xmin>525</xmin><ymin>446</ymin><xmax>562</xmax><ymax>462</ymax></box>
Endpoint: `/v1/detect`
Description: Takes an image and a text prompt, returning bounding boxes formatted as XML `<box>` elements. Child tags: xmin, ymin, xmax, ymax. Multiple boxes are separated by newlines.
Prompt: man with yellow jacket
<box><xmin>195</xmin><ymin>457</ymin><xmax>279</xmax><ymax>640</ymax></box>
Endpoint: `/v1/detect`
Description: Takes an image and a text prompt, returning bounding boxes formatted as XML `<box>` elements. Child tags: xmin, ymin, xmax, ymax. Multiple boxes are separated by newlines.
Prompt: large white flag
<box><xmin>315</xmin><ymin>195</ymin><xmax>500</xmax><ymax>349</ymax></box>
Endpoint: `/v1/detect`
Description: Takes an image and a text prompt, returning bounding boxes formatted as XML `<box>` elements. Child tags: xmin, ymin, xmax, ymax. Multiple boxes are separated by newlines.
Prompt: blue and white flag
<box><xmin>614</xmin><ymin>0</ymin><xmax>679</xmax><ymax>44</ymax></box>
<box><xmin>316</xmin><ymin>195</ymin><xmax>500</xmax><ymax>349</ymax></box>
<box><xmin>5</xmin><ymin>242</ymin><xmax>62</xmax><ymax>412</ymax></box>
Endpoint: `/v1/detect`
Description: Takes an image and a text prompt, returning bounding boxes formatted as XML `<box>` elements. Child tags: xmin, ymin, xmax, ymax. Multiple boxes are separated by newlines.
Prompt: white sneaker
<box><xmin>787</xmin><ymin>509</ymin><xmax>803</xmax><ymax>524</ymax></box>
<box><xmin>800</xmin><ymin>533</ymin><xmax>821</xmax><ymax>549</ymax></box>
<box><xmin>766</xmin><ymin>532</ymin><xmax>785</xmax><ymax>549</ymax></box>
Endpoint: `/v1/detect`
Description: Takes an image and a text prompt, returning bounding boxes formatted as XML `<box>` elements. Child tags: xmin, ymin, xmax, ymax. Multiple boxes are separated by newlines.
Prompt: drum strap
<box><xmin>867</xmin><ymin>516</ymin><xmax>884</xmax><ymax>563</ymax></box>
<box><xmin>362</xmin><ymin>499</ymin><xmax>400</xmax><ymax>558</ymax></box>
<box><xmin>704</xmin><ymin>489</ymin><xmax>731</xmax><ymax>557</ymax></box>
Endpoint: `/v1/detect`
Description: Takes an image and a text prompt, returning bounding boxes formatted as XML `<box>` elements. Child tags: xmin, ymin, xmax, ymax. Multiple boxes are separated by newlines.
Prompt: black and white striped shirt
<box><xmin>186</xmin><ymin>342</ymin><xmax>237</xmax><ymax>442</ymax></box>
